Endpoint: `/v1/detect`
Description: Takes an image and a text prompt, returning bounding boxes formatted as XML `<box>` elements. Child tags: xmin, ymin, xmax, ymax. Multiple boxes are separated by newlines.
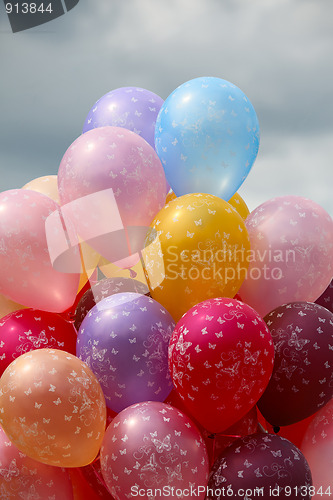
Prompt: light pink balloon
<box><xmin>57</xmin><ymin>127</ymin><xmax>167</xmax><ymax>263</ymax></box>
<box><xmin>301</xmin><ymin>399</ymin><xmax>333</xmax><ymax>499</ymax></box>
<box><xmin>0</xmin><ymin>425</ymin><xmax>73</xmax><ymax>499</ymax></box>
<box><xmin>0</xmin><ymin>189</ymin><xmax>80</xmax><ymax>312</ymax></box>
<box><xmin>100</xmin><ymin>401</ymin><xmax>209</xmax><ymax>500</ymax></box>
<box><xmin>239</xmin><ymin>196</ymin><xmax>333</xmax><ymax>317</ymax></box>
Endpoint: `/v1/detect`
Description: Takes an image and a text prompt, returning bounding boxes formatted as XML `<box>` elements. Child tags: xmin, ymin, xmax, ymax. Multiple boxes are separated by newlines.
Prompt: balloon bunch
<box><xmin>0</xmin><ymin>79</ymin><xmax>332</xmax><ymax>499</ymax></box>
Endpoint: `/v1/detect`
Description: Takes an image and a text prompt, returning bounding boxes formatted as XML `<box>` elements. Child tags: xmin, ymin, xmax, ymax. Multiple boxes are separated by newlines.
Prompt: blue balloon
<box><xmin>155</xmin><ymin>77</ymin><xmax>260</xmax><ymax>200</ymax></box>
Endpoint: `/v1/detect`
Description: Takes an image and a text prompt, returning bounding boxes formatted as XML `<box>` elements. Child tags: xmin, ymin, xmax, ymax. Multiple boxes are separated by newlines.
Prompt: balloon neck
<box><xmin>207</xmin><ymin>433</ymin><xmax>216</xmax><ymax>439</ymax></box>
<box><xmin>273</xmin><ymin>426</ymin><xmax>280</xmax><ymax>434</ymax></box>
<box><xmin>128</xmin><ymin>268</ymin><xmax>137</xmax><ymax>279</ymax></box>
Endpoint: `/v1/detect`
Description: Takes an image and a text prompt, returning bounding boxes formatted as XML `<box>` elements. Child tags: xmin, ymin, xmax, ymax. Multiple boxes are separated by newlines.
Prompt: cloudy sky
<box><xmin>0</xmin><ymin>0</ymin><xmax>332</xmax><ymax>215</ymax></box>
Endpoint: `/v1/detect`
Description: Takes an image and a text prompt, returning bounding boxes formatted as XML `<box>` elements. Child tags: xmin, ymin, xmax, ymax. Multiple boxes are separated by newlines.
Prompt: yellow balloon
<box><xmin>0</xmin><ymin>293</ymin><xmax>27</xmax><ymax>320</ymax></box>
<box><xmin>23</xmin><ymin>175</ymin><xmax>60</xmax><ymax>204</ymax></box>
<box><xmin>142</xmin><ymin>193</ymin><xmax>251</xmax><ymax>321</ymax></box>
<box><xmin>228</xmin><ymin>192</ymin><xmax>250</xmax><ymax>221</ymax></box>
<box><xmin>0</xmin><ymin>349</ymin><xmax>106</xmax><ymax>468</ymax></box>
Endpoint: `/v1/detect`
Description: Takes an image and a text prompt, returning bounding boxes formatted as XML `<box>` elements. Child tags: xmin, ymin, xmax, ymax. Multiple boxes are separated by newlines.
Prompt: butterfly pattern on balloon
<box><xmin>258</xmin><ymin>302</ymin><xmax>333</xmax><ymax>427</ymax></box>
<box><xmin>100</xmin><ymin>401</ymin><xmax>209</xmax><ymax>500</ymax></box>
<box><xmin>0</xmin><ymin>349</ymin><xmax>106</xmax><ymax>467</ymax></box>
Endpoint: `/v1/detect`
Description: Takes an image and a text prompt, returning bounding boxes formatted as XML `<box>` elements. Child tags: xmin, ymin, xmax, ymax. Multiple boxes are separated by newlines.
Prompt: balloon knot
<box><xmin>273</xmin><ymin>426</ymin><xmax>280</xmax><ymax>434</ymax></box>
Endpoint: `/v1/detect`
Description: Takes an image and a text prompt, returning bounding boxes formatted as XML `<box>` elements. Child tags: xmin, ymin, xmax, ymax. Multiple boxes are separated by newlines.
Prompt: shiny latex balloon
<box><xmin>77</xmin><ymin>292</ymin><xmax>175</xmax><ymax>413</ymax></box>
<box><xmin>155</xmin><ymin>77</ymin><xmax>259</xmax><ymax>200</ymax></box>
<box><xmin>57</xmin><ymin>126</ymin><xmax>167</xmax><ymax>264</ymax></box>
<box><xmin>239</xmin><ymin>196</ymin><xmax>333</xmax><ymax>317</ymax></box>
<box><xmin>228</xmin><ymin>192</ymin><xmax>250</xmax><ymax>221</ymax></box>
<box><xmin>82</xmin><ymin>87</ymin><xmax>164</xmax><ymax>149</ymax></box>
<box><xmin>74</xmin><ymin>277</ymin><xmax>148</xmax><ymax>330</ymax></box>
<box><xmin>0</xmin><ymin>349</ymin><xmax>106</xmax><ymax>467</ymax></box>
<box><xmin>0</xmin><ymin>425</ymin><xmax>74</xmax><ymax>499</ymax></box>
<box><xmin>100</xmin><ymin>401</ymin><xmax>209</xmax><ymax>500</ymax></box>
<box><xmin>315</xmin><ymin>278</ymin><xmax>333</xmax><ymax>313</ymax></box>
<box><xmin>23</xmin><ymin>174</ymin><xmax>61</xmax><ymax>204</ymax></box>
<box><xmin>258</xmin><ymin>302</ymin><xmax>333</xmax><ymax>427</ymax></box>
<box><xmin>0</xmin><ymin>189</ymin><xmax>80</xmax><ymax>313</ymax></box>
<box><xmin>165</xmin><ymin>190</ymin><xmax>177</xmax><ymax>204</ymax></box>
<box><xmin>168</xmin><ymin>297</ymin><xmax>274</xmax><ymax>433</ymax></box>
<box><xmin>0</xmin><ymin>308</ymin><xmax>77</xmax><ymax>376</ymax></box>
<box><xmin>301</xmin><ymin>399</ymin><xmax>333</xmax><ymax>499</ymax></box>
<box><xmin>70</xmin><ymin>468</ymin><xmax>105</xmax><ymax>500</ymax></box>
<box><xmin>0</xmin><ymin>294</ymin><xmax>26</xmax><ymax>320</ymax></box>
<box><xmin>73</xmin><ymin>461</ymin><xmax>114</xmax><ymax>500</ymax></box>
<box><xmin>207</xmin><ymin>433</ymin><xmax>312</xmax><ymax>500</ymax></box>
<box><xmin>143</xmin><ymin>193</ymin><xmax>250</xmax><ymax>322</ymax></box>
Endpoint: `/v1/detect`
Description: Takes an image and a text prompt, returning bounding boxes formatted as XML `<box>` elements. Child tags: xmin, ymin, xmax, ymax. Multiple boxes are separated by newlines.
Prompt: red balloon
<box><xmin>258</xmin><ymin>302</ymin><xmax>333</xmax><ymax>426</ymax></box>
<box><xmin>169</xmin><ymin>298</ymin><xmax>274</xmax><ymax>433</ymax></box>
<box><xmin>0</xmin><ymin>308</ymin><xmax>77</xmax><ymax>376</ymax></box>
<box><xmin>207</xmin><ymin>433</ymin><xmax>313</xmax><ymax>500</ymax></box>
<box><xmin>315</xmin><ymin>278</ymin><xmax>333</xmax><ymax>313</ymax></box>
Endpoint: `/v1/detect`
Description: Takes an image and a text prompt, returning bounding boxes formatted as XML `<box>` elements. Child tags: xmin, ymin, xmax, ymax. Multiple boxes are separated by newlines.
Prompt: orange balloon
<box><xmin>166</xmin><ymin>190</ymin><xmax>177</xmax><ymax>204</ymax></box>
<box><xmin>0</xmin><ymin>349</ymin><xmax>106</xmax><ymax>467</ymax></box>
<box><xmin>23</xmin><ymin>175</ymin><xmax>61</xmax><ymax>204</ymax></box>
<box><xmin>0</xmin><ymin>293</ymin><xmax>27</xmax><ymax>320</ymax></box>
<box><xmin>228</xmin><ymin>192</ymin><xmax>250</xmax><ymax>221</ymax></box>
<box><xmin>142</xmin><ymin>193</ymin><xmax>250</xmax><ymax>321</ymax></box>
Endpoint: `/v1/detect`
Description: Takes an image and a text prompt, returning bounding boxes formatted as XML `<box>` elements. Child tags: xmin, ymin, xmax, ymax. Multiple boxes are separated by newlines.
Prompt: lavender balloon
<box><xmin>77</xmin><ymin>292</ymin><xmax>175</xmax><ymax>413</ymax></box>
<box><xmin>83</xmin><ymin>87</ymin><xmax>164</xmax><ymax>149</ymax></box>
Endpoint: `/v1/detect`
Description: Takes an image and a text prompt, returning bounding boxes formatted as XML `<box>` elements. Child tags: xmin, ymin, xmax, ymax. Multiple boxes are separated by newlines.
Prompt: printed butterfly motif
<box><xmin>288</xmin><ymin>332</ymin><xmax>310</xmax><ymax>351</ymax></box>
<box><xmin>141</xmin><ymin>453</ymin><xmax>160</xmax><ymax>472</ymax></box>
<box><xmin>244</xmin><ymin>349</ymin><xmax>260</xmax><ymax>365</ymax></box>
<box><xmin>0</xmin><ymin>459</ymin><xmax>19</xmax><ymax>481</ymax></box>
<box><xmin>151</xmin><ymin>434</ymin><xmax>172</xmax><ymax>453</ymax></box>
<box><xmin>165</xmin><ymin>463</ymin><xmax>182</xmax><ymax>481</ymax></box>
<box><xmin>91</xmin><ymin>345</ymin><xmax>107</xmax><ymax>362</ymax></box>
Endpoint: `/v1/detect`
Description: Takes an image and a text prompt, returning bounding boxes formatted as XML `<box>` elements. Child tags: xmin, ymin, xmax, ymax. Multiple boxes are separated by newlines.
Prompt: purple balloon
<box><xmin>258</xmin><ymin>302</ymin><xmax>333</xmax><ymax>427</ymax></box>
<box><xmin>207</xmin><ymin>433</ymin><xmax>312</xmax><ymax>500</ymax></box>
<box><xmin>76</xmin><ymin>292</ymin><xmax>175</xmax><ymax>413</ymax></box>
<box><xmin>74</xmin><ymin>277</ymin><xmax>149</xmax><ymax>331</ymax></box>
<box><xmin>315</xmin><ymin>278</ymin><xmax>333</xmax><ymax>313</ymax></box>
<box><xmin>82</xmin><ymin>87</ymin><xmax>164</xmax><ymax>149</ymax></box>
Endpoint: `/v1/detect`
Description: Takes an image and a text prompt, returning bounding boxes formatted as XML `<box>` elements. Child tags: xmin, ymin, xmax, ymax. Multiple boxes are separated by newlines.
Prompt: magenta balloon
<box><xmin>82</xmin><ymin>87</ymin><xmax>164</xmax><ymax>149</ymax></box>
<box><xmin>0</xmin><ymin>189</ymin><xmax>79</xmax><ymax>312</ymax></box>
<box><xmin>207</xmin><ymin>433</ymin><xmax>312</xmax><ymax>500</ymax></box>
<box><xmin>169</xmin><ymin>298</ymin><xmax>274</xmax><ymax>433</ymax></box>
<box><xmin>0</xmin><ymin>425</ymin><xmax>73</xmax><ymax>499</ymax></box>
<box><xmin>301</xmin><ymin>399</ymin><xmax>333</xmax><ymax>499</ymax></box>
<box><xmin>100</xmin><ymin>401</ymin><xmax>209</xmax><ymax>500</ymax></box>
<box><xmin>0</xmin><ymin>308</ymin><xmax>77</xmax><ymax>376</ymax></box>
<box><xmin>315</xmin><ymin>278</ymin><xmax>333</xmax><ymax>313</ymax></box>
<box><xmin>77</xmin><ymin>293</ymin><xmax>175</xmax><ymax>412</ymax></box>
<box><xmin>239</xmin><ymin>196</ymin><xmax>333</xmax><ymax>317</ymax></box>
<box><xmin>57</xmin><ymin>126</ymin><xmax>167</xmax><ymax>230</ymax></box>
<box><xmin>258</xmin><ymin>302</ymin><xmax>333</xmax><ymax>426</ymax></box>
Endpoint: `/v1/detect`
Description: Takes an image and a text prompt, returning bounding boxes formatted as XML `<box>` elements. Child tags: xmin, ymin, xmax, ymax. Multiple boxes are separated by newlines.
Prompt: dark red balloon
<box><xmin>258</xmin><ymin>302</ymin><xmax>333</xmax><ymax>426</ymax></box>
<box><xmin>74</xmin><ymin>277</ymin><xmax>148</xmax><ymax>330</ymax></box>
<box><xmin>0</xmin><ymin>308</ymin><xmax>77</xmax><ymax>376</ymax></box>
<box><xmin>207</xmin><ymin>433</ymin><xmax>312</xmax><ymax>500</ymax></box>
<box><xmin>315</xmin><ymin>278</ymin><xmax>333</xmax><ymax>313</ymax></box>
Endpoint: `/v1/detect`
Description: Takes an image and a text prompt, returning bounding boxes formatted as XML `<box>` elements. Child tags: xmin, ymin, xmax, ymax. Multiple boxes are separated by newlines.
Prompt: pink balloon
<box><xmin>57</xmin><ymin>127</ymin><xmax>167</xmax><ymax>263</ymax></box>
<box><xmin>0</xmin><ymin>425</ymin><xmax>73</xmax><ymax>499</ymax></box>
<box><xmin>239</xmin><ymin>196</ymin><xmax>333</xmax><ymax>317</ymax></box>
<box><xmin>0</xmin><ymin>189</ymin><xmax>80</xmax><ymax>312</ymax></box>
<box><xmin>301</xmin><ymin>399</ymin><xmax>333</xmax><ymax>499</ymax></box>
<box><xmin>100</xmin><ymin>401</ymin><xmax>209</xmax><ymax>500</ymax></box>
<box><xmin>0</xmin><ymin>308</ymin><xmax>77</xmax><ymax>376</ymax></box>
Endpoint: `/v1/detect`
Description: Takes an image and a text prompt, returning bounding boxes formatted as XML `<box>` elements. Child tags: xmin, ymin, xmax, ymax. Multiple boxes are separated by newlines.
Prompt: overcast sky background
<box><xmin>0</xmin><ymin>0</ymin><xmax>332</xmax><ymax>215</ymax></box>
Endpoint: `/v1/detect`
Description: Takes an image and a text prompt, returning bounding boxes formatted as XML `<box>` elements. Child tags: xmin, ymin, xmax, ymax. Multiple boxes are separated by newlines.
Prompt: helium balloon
<box><xmin>0</xmin><ymin>293</ymin><xmax>26</xmax><ymax>320</ymax></box>
<box><xmin>155</xmin><ymin>77</ymin><xmax>259</xmax><ymax>200</ymax></box>
<box><xmin>100</xmin><ymin>401</ymin><xmax>209</xmax><ymax>500</ymax></box>
<box><xmin>315</xmin><ymin>278</ymin><xmax>333</xmax><ymax>313</ymax></box>
<box><xmin>239</xmin><ymin>195</ymin><xmax>333</xmax><ymax>317</ymax></box>
<box><xmin>207</xmin><ymin>433</ymin><xmax>312</xmax><ymax>500</ymax></box>
<box><xmin>74</xmin><ymin>276</ymin><xmax>148</xmax><ymax>330</ymax></box>
<box><xmin>57</xmin><ymin>127</ymin><xmax>167</xmax><ymax>264</ymax></box>
<box><xmin>0</xmin><ymin>189</ymin><xmax>80</xmax><ymax>313</ymax></box>
<box><xmin>23</xmin><ymin>174</ymin><xmax>61</xmax><ymax>204</ymax></box>
<box><xmin>228</xmin><ymin>192</ymin><xmax>250</xmax><ymax>221</ymax></box>
<box><xmin>143</xmin><ymin>193</ymin><xmax>251</xmax><ymax>321</ymax></box>
<box><xmin>0</xmin><ymin>349</ymin><xmax>106</xmax><ymax>467</ymax></box>
<box><xmin>301</xmin><ymin>398</ymin><xmax>333</xmax><ymax>499</ymax></box>
<box><xmin>0</xmin><ymin>425</ymin><xmax>74</xmax><ymax>499</ymax></box>
<box><xmin>169</xmin><ymin>297</ymin><xmax>274</xmax><ymax>432</ymax></box>
<box><xmin>258</xmin><ymin>302</ymin><xmax>333</xmax><ymax>426</ymax></box>
<box><xmin>83</xmin><ymin>87</ymin><xmax>164</xmax><ymax>149</ymax></box>
<box><xmin>77</xmin><ymin>292</ymin><xmax>175</xmax><ymax>413</ymax></box>
<box><xmin>0</xmin><ymin>308</ymin><xmax>77</xmax><ymax>376</ymax></box>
